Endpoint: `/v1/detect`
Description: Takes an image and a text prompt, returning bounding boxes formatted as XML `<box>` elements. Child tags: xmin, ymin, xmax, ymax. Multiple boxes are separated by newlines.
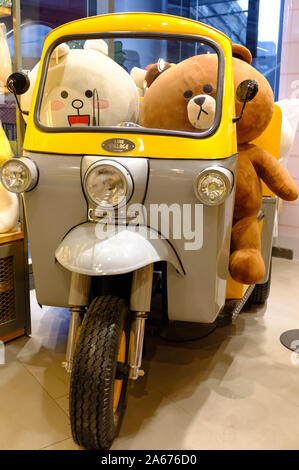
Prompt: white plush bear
<box><xmin>275</xmin><ymin>99</ymin><xmax>299</xmax><ymax>158</ymax></box>
<box><xmin>22</xmin><ymin>39</ymin><xmax>139</xmax><ymax>127</ymax></box>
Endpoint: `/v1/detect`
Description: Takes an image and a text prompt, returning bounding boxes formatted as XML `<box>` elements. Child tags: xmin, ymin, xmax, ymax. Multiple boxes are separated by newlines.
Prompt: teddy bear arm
<box><xmin>249</xmin><ymin>146</ymin><xmax>298</xmax><ymax>201</ymax></box>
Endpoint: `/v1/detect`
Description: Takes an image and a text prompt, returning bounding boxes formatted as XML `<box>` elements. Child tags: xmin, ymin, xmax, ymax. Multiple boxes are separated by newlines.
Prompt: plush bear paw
<box><xmin>229</xmin><ymin>248</ymin><xmax>265</xmax><ymax>285</ymax></box>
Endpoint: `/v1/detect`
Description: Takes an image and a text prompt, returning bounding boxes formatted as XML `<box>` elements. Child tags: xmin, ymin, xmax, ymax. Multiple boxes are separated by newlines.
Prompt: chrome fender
<box><xmin>55</xmin><ymin>222</ymin><xmax>184</xmax><ymax>276</ymax></box>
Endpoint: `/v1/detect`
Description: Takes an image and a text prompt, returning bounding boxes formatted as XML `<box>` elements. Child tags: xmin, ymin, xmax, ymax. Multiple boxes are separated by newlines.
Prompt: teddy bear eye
<box><xmin>203</xmin><ymin>84</ymin><xmax>213</xmax><ymax>94</ymax></box>
<box><xmin>183</xmin><ymin>90</ymin><xmax>193</xmax><ymax>99</ymax></box>
<box><xmin>61</xmin><ymin>90</ymin><xmax>68</xmax><ymax>99</ymax></box>
<box><xmin>85</xmin><ymin>89</ymin><xmax>93</xmax><ymax>98</ymax></box>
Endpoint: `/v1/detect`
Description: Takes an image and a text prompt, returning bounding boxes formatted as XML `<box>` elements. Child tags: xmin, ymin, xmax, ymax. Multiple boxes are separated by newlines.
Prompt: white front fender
<box><xmin>55</xmin><ymin>222</ymin><xmax>184</xmax><ymax>276</ymax></box>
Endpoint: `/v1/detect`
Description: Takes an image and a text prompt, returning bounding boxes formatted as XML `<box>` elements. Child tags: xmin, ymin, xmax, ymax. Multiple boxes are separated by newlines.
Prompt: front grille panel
<box><xmin>0</xmin><ymin>256</ymin><xmax>16</xmax><ymax>325</ymax></box>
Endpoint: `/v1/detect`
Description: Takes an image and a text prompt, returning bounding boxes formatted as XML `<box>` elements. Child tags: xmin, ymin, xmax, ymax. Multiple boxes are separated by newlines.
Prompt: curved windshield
<box><xmin>35</xmin><ymin>34</ymin><xmax>223</xmax><ymax>137</ymax></box>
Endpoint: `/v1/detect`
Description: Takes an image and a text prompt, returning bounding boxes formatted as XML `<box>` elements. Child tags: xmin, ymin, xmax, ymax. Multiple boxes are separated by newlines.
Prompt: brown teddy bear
<box><xmin>139</xmin><ymin>45</ymin><xmax>298</xmax><ymax>285</ymax></box>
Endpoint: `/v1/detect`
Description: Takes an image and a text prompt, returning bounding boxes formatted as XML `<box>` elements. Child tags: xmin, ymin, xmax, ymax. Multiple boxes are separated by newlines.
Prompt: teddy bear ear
<box><xmin>144</xmin><ymin>58</ymin><xmax>171</xmax><ymax>88</ymax></box>
<box><xmin>232</xmin><ymin>44</ymin><xmax>252</xmax><ymax>64</ymax></box>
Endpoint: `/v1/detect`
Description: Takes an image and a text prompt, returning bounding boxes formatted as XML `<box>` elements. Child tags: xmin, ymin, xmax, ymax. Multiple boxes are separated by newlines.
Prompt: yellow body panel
<box><xmin>23</xmin><ymin>13</ymin><xmax>237</xmax><ymax>159</ymax></box>
<box><xmin>226</xmin><ymin>104</ymin><xmax>281</xmax><ymax>299</ymax></box>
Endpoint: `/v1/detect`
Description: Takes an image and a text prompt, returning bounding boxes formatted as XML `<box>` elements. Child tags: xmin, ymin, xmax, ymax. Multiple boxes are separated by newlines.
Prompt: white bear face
<box><xmin>22</xmin><ymin>41</ymin><xmax>139</xmax><ymax>128</ymax></box>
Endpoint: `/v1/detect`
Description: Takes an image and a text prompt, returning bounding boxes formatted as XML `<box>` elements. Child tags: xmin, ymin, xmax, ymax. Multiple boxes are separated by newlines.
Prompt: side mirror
<box><xmin>236</xmin><ymin>79</ymin><xmax>259</xmax><ymax>103</ymax></box>
<box><xmin>233</xmin><ymin>79</ymin><xmax>259</xmax><ymax>123</ymax></box>
<box><xmin>7</xmin><ymin>72</ymin><xmax>30</xmax><ymax>95</ymax></box>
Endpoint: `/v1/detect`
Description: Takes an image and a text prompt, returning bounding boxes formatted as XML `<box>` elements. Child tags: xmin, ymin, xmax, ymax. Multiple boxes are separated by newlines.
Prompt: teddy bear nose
<box><xmin>194</xmin><ymin>96</ymin><xmax>206</xmax><ymax>107</ymax></box>
<box><xmin>72</xmin><ymin>99</ymin><xmax>84</xmax><ymax>110</ymax></box>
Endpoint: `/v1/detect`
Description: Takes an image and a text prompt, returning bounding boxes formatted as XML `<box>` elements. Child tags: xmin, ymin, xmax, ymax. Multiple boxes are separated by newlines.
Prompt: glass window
<box><xmin>0</xmin><ymin>2</ymin><xmax>15</xmax><ymax>142</ymax></box>
<box><xmin>0</xmin><ymin>0</ymin><xmax>89</xmax><ymax>143</ymax></box>
<box><xmin>37</xmin><ymin>35</ymin><xmax>221</xmax><ymax>136</ymax></box>
<box><xmin>166</xmin><ymin>0</ymin><xmax>284</xmax><ymax>99</ymax></box>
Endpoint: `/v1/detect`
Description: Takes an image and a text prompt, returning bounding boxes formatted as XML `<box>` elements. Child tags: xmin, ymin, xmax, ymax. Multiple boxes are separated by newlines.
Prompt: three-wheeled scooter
<box><xmin>0</xmin><ymin>13</ymin><xmax>279</xmax><ymax>449</ymax></box>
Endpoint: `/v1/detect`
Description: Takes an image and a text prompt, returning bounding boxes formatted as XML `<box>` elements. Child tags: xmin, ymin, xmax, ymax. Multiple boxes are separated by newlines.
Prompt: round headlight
<box><xmin>194</xmin><ymin>167</ymin><xmax>233</xmax><ymax>206</ymax></box>
<box><xmin>0</xmin><ymin>157</ymin><xmax>38</xmax><ymax>193</ymax></box>
<box><xmin>84</xmin><ymin>160</ymin><xmax>133</xmax><ymax>209</ymax></box>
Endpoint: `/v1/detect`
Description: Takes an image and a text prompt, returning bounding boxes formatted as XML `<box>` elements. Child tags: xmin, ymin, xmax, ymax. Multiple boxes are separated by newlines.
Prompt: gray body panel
<box><xmin>259</xmin><ymin>196</ymin><xmax>276</xmax><ymax>284</ymax></box>
<box><xmin>23</xmin><ymin>153</ymin><xmax>87</xmax><ymax>307</ymax></box>
<box><xmin>144</xmin><ymin>156</ymin><xmax>238</xmax><ymax>323</ymax></box>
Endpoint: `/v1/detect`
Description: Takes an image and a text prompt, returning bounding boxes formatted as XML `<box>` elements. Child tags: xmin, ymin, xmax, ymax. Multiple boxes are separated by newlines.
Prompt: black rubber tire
<box><xmin>69</xmin><ymin>295</ymin><xmax>130</xmax><ymax>450</ymax></box>
<box><xmin>248</xmin><ymin>262</ymin><xmax>272</xmax><ymax>305</ymax></box>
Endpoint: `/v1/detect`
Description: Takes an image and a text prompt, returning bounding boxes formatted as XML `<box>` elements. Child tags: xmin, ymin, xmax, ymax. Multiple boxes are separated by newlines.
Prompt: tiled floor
<box><xmin>1</xmin><ymin>257</ymin><xmax>299</xmax><ymax>450</ymax></box>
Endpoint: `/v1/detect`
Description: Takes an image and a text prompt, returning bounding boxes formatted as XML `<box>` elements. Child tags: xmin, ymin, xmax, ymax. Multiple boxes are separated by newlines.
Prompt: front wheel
<box><xmin>70</xmin><ymin>295</ymin><xmax>130</xmax><ymax>450</ymax></box>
